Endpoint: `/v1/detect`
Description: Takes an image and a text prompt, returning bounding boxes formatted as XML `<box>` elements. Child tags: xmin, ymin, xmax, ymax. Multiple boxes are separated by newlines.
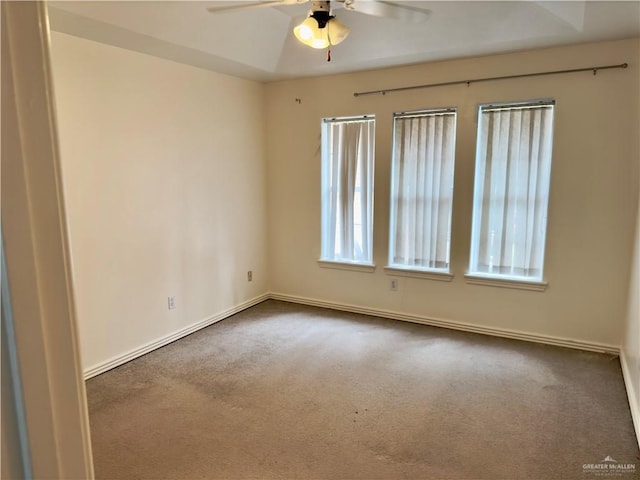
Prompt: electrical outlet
<box><xmin>247</xmin><ymin>270</ymin><xmax>253</xmax><ymax>282</ymax></box>
<box><xmin>390</xmin><ymin>279</ymin><xmax>398</xmax><ymax>291</ymax></box>
<box><xmin>168</xmin><ymin>296</ymin><xmax>176</xmax><ymax>310</ymax></box>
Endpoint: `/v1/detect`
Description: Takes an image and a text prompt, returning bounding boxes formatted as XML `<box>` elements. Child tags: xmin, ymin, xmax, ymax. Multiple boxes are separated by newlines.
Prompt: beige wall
<box><xmin>50</xmin><ymin>32</ymin><xmax>639</xmax><ymax>370</ymax></box>
<box><xmin>266</xmin><ymin>38</ymin><xmax>639</xmax><ymax>348</ymax></box>
<box><xmin>623</xmin><ymin>65</ymin><xmax>640</xmax><ymax>441</ymax></box>
<box><xmin>50</xmin><ymin>32</ymin><xmax>268</xmax><ymax>372</ymax></box>
<box><xmin>625</xmin><ymin>198</ymin><xmax>640</xmax><ymax>444</ymax></box>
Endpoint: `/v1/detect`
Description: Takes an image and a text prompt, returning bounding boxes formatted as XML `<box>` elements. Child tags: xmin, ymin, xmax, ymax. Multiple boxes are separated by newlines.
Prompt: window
<box><xmin>468</xmin><ymin>100</ymin><xmax>555</xmax><ymax>284</ymax></box>
<box><xmin>388</xmin><ymin>108</ymin><xmax>457</xmax><ymax>275</ymax></box>
<box><xmin>320</xmin><ymin>116</ymin><xmax>375</xmax><ymax>267</ymax></box>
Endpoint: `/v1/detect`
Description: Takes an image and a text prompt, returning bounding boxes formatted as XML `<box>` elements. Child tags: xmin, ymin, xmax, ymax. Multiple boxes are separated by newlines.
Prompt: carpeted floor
<box><xmin>86</xmin><ymin>300</ymin><xmax>639</xmax><ymax>479</ymax></box>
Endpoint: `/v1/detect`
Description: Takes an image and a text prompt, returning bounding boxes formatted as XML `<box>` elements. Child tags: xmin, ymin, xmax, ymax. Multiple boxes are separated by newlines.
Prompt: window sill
<box><xmin>317</xmin><ymin>260</ymin><xmax>376</xmax><ymax>273</ymax></box>
<box><xmin>464</xmin><ymin>274</ymin><xmax>548</xmax><ymax>292</ymax></box>
<box><xmin>384</xmin><ymin>266</ymin><xmax>454</xmax><ymax>282</ymax></box>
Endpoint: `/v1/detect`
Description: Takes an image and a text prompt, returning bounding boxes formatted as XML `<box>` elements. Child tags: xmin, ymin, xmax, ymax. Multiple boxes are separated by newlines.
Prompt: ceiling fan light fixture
<box><xmin>293</xmin><ymin>17</ymin><xmax>318</xmax><ymax>42</ymax></box>
<box><xmin>294</xmin><ymin>7</ymin><xmax>348</xmax><ymax>50</ymax></box>
<box><xmin>327</xmin><ymin>17</ymin><xmax>350</xmax><ymax>45</ymax></box>
<box><xmin>309</xmin><ymin>29</ymin><xmax>330</xmax><ymax>49</ymax></box>
<box><xmin>294</xmin><ymin>15</ymin><xmax>330</xmax><ymax>49</ymax></box>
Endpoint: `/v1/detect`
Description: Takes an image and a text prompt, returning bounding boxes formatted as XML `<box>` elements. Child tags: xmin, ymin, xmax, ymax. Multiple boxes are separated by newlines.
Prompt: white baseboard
<box><xmin>619</xmin><ymin>348</ymin><xmax>640</xmax><ymax>449</ymax></box>
<box><xmin>268</xmin><ymin>292</ymin><xmax>620</xmax><ymax>356</ymax></box>
<box><xmin>83</xmin><ymin>293</ymin><xmax>269</xmax><ymax>379</ymax></box>
<box><xmin>273</xmin><ymin>291</ymin><xmax>639</xmax><ymax>446</ymax></box>
<box><xmin>83</xmin><ymin>290</ymin><xmax>636</xmax><ymax>446</ymax></box>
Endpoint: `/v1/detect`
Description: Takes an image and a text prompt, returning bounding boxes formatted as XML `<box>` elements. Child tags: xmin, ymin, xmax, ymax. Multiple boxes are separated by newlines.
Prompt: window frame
<box><xmin>319</xmin><ymin>114</ymin><xmax>376</xmax><ymax>271</ymax></box>
<box><xmin>466</xmin><ymin>99</ymin><xmax>555</xmax><ymax>290</ymax></box>
<box><xmin>386</xmin><ymin>107</ymin><xmax>458</xmax><ymax>279</ymax></box>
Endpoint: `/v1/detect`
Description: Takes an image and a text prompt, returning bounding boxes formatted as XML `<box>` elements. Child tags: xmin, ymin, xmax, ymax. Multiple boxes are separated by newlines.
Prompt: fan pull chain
<box><xmin>327</xmin><ymin>49</ymin><xmax>331</xmax><ymax>62</ymax></box>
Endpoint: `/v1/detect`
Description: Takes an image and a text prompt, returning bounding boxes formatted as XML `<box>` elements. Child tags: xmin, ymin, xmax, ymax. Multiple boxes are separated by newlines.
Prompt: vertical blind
<box><xmin>469</xmin><ymin>102</ymin><xmax>555</xmax><ymax>280</ymax></box>
<box><xmin>389</xmin><ymin>110</ymin><xmax>457</xmax><ymax>271</ymax></box>
<box><xmin>321</xmin><ymin>117</ymin><xmax>375</xmax><ymax>263</ymax></box>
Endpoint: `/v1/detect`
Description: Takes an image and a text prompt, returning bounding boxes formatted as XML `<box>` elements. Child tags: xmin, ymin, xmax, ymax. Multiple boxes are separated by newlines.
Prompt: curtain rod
<box><xmin>353</xmin><ymin>63</ymin><xmax>628</xmax><ymax>98</ymax></box>
<box><xmin>323</xmin><ymin>114</ymin><xmax>375</xmax><ymax>123</ymax></box>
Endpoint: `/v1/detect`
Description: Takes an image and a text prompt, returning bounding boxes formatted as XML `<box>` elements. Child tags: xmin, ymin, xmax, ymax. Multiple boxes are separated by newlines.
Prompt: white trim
<box><xmin>317</xmin><ymin>260</ymin><xmax>376</xmax><ymax>273</ymax></box>
<box><xmin>385</xmin><ymin>266</ymin><xmax>453</xmax><ymax>282</ymax></box>
<box><xmin>620</xmin><ymin>348</ymin><xmax>640</xmax><ymax>449</ymax></box>
<box><xmin>464</xmin><ymin>274</ymin><xmax>548</xmax><ymax>292</ymax></box>
<box><xmin>268</xmin><ymin>292</ymin><xmax>619</xmax><ymax>355</ymax></box>
<box><xmin>82</xmin><ymin>289</ymin><xmax>636</xmax><ymax>449</ymax></box>
<box><xmin>83</xmin><ymin>293</ymin><xmax>269</xmax><ymax>379</ymax></box>
<box><xmin>81</xmin><ymin>289</ymin><xmax>640</xmax><ymax>450</ymax></box>
<box><xmin>3</xmin><ymin>3</ymin><xmax>94</xmax><ymax>477</ymax></box>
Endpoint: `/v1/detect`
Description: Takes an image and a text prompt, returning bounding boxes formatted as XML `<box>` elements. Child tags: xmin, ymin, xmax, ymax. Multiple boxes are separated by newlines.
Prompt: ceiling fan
<box><xmin>207</xmin><ymin>0</ymin><xmax>430</xmax><ymax>52</ymax></box>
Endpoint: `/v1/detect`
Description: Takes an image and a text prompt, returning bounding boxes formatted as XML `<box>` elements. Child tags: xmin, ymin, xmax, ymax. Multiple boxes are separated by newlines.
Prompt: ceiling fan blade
<box><xmin>207</xmin><ymin>0</ymin><xmax>306</xmax><ymax>14</ymax></box>
<box><xmin>351</xmin><ymin>1</ymin><xmax>430</xmax><ymax>22</ymax></box>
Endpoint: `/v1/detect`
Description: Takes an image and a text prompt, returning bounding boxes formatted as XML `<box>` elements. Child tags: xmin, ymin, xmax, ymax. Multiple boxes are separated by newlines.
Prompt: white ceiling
<box><xmin>48</xmin><ymin>1</ymin><xmax>640</xmax><ymax>82</ymax></box>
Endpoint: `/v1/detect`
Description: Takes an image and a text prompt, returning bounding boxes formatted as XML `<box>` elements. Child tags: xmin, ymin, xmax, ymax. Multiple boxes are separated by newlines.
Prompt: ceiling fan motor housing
<box><xmin>310</xmin><ymin>1</ymin><xmax>331</xmax><ymax>13</ymax></box>
<box><xmin>310</xmin><ymin>1</ymin><xmax>332</xmax><ymax>28</ymax></box>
